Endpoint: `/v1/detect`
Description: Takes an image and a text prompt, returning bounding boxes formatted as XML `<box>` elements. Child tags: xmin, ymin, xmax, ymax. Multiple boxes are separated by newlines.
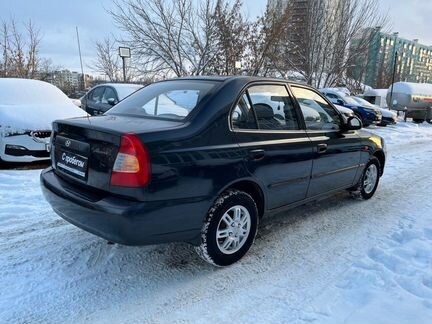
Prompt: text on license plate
<box><xmin>56</xmin><ymin>151</ymin><xmax>88</xmax><ymax>179</ymax></box>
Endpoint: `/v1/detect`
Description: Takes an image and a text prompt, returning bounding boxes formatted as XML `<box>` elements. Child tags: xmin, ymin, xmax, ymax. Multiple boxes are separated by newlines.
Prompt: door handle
<box><xmin>317</xmin><ymin>143</ymin><xmax>328</xmax><ymax>154</ymax></box>
<box><xmin>249</xmin><ymin>149</ymin><xmax>265</xmax><ymax>161</ymax></box>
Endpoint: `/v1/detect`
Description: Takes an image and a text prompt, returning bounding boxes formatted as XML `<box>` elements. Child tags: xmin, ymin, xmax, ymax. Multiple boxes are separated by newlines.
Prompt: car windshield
<box><xmin>342</xmin><ymin>95</ymin><xmax>360</xmax><ymax>106</ymax></box>
<box><xmin>107</xmin><ymin>80</ymin><xmax>217</xmax><ymax>120</ymax></box>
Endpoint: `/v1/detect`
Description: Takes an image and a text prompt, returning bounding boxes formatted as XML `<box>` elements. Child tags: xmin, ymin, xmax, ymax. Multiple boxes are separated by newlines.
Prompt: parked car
<box><xmin>352</xmin><ymin>97</ymin><xmax>397</xmax><ymax>126</ymax></box>
<box><xmin>378</xmin><ymin>107</ymin><xmax>398</xmax><ymax>126</ymax></box>
<box><xmin>41</xmin><ymin>77</ymin><xmax>386</xmax><ymax>266</ymax></box>
<box><xmin>0</xmin><ymin>78</ymin><xmax>87</xmax><ymax>163</ymax></box>
<box><xmin>81</xmin><ymin>83</ymin><xmax>144</xmax><ymax>115</ymax></box>
<box><xmin>320</xmin><ymin>88</ymin><xmax>382</xmax><ymax>127</ymax></box>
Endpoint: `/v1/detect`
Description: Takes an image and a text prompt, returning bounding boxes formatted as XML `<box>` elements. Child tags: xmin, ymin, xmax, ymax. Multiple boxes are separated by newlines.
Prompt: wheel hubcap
<box><xmin>216</xmin><ymin>205</ymin><xmax>251</xmax><ymax>254</ymax></box>
<box><xmin>363</xmin><ymin>164</ymin><xmax>378</xmax><ymax>194</ymax></box>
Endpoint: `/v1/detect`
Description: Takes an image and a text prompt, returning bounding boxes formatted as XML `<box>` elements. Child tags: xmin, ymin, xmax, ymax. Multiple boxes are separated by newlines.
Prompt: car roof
<box><xmin>93</xmin><ymin>83</ymin><xmax>143</xmax><ymax>88</ymax></box>
<box><xmin>162</xmin><ymin>75</ymin><xmax>308</xmax><ymax>87</ymax></box>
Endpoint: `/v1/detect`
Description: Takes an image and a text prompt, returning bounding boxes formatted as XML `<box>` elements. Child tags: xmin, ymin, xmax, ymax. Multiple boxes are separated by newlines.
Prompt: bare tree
<box><xmin>0</xmin><ymin>19</ymin><xmax>42</xmax><ymax>78</ymax></box>
<box><xmin>105</xmin><ymin>0</ymin><xmax>386</xmax><ymax>87</ymax></box>
<box><xmin>25</xmin><ymin>20</ymin><xmax>40</xmax><ymax>79</ymax></box>
<box><xmin>271</xmin><ymin>0</ymin><xmax>387</xmax><ymax>89</ymax></box>
<box><xmin>0</xmin><ymin>22</ymin><xmax>9</xmax><ymax>77</ymax></box>
<box><xmin>92</xmin><ymin>37</ymin><xmax>123</xmax><ymax>82</ymax></box>
<box><xmin>205</xmin><ymin>0</ymin><xmax>249</xmax><ymax>75</ymax></box>
<box><xmin>321</xmin><ymin>0</ymin><xmax>387</xmax><ymax>88</ymax></box>
<box><xmin>109</xmin><ymin>0</ymin><xmax>218</xmax><ymax>78</ymax></box>
<box><xmin>108</xmin><ymin>0</ymin><xmax>296</xmax><ymax>78</ymax></box>
<box><xmin>242</xmin><ymin>1</ymin><xmax>295</xmax><ymax>76</ymax></box>
<box><xmin>37</xmin><ymin>58</ymin><xmax>61</xmax><ymax>81</ymax></box>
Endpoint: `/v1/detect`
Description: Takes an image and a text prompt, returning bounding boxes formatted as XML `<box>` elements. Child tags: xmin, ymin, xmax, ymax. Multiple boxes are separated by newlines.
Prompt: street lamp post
<box><xmin>389</xmin><ymin>32</ymin><xmax>399</xmax><ymax>110</ymax></box>
<box><xmin>119</xmin><ymin>47</ymin><xmax>131</xmax><ymax>82</ymax></box>
<box><xmin>76</xmin><ymin>27</ymin><xmax>86</xmax><ymax>90</ymax></box>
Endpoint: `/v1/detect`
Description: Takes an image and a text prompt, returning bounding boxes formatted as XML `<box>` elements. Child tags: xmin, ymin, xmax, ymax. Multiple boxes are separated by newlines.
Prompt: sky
<box><xmin>0</xmin><ymin>0</ymin><xmax>431</xmax><ymax>74</ymax></box>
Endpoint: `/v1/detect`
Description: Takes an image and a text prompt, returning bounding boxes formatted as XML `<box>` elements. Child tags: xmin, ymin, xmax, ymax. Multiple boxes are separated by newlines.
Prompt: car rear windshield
<box><xmin>107</xmin><ymin>80</ymin><xmax>217</xmax><ymax>120</ymax></box>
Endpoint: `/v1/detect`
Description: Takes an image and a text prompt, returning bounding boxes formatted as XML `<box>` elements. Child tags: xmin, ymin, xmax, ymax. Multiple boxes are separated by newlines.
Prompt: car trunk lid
<box><xmin>51</xmin><ymin>115</ymin><xmax>183</xmax><ymax>195</ymax></box>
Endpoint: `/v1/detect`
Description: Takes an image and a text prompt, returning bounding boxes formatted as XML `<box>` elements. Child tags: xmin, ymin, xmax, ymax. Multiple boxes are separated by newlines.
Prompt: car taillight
<box><xmin>111</xmin><ymin>134</ymin><xmax>151</xmax><ymax>187</ymax></box>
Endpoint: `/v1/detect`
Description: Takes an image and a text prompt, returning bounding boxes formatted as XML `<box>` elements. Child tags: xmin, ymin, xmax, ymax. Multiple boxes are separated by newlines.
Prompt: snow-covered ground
<box><xmin>1</xmin><ymin>122</ymin><xmax>432</xmax><ymax>324</ymax></box>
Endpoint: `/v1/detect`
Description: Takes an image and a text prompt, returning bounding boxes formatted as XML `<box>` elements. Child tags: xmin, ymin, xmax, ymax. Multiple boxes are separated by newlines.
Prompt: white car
<box><xmin>376</xmin><ymin>106</ymin><xmax>398</xmax><ymax>126</ymax></box>
<box><xmin>0</xmin><ymin>78</ymin><xmax>88</xmax><ymax>163</ymax></box>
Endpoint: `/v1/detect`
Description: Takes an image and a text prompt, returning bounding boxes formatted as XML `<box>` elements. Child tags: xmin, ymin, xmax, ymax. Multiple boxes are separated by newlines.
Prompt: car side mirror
<box><xmin>107</xmin><ymin>98</ymin><xmax>117</xmax><ymax>106</ymax></box>
<box><xmin>345</xmin><ymin>116</ymin><xmax>362</xmax><ymax>130</ymax></box>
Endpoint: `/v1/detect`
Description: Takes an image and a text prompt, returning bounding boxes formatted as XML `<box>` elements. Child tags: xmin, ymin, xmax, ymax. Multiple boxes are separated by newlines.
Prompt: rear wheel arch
<box><xmin>219</xmin><ymin>179</ymin><xmax>265</xmax><ymax>218</ymax></box>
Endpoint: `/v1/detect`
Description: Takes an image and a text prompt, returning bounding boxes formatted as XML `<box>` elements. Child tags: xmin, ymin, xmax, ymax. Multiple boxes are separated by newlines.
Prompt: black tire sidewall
<box><xmin>204</xmin><ymin>191</ymin><xmax>258</xmax><ymax>266</ymax></box>
<box><xmin>354</xmin><ymin>113</ymin><xmax>365</xmax><ymax>126</ymax></box>
<box><xmin>360</xmin><ymin>158</ymin><xmax>381</xmax><ymax>199</ymax></box>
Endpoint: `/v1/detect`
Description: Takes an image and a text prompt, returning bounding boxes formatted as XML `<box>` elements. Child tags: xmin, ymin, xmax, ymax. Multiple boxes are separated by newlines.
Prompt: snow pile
<box><xmin>0</xmin><ymin>78</ymin><xmax>87</xmax><ymax>135</ymax></box>
<box><xmin>368</xmin><ymin>121</ymin><xmax>432</xmax><ymax>146</ymax></box>
<box><xmin>0</xmin><ymin>122</ymin><xmax>432</xmax><ymax>323</ymax></box>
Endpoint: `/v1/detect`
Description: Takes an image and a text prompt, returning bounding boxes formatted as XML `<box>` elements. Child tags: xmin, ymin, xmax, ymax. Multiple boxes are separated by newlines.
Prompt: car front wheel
<box><xmin>350</xmin><ymin>157</ymin><xmax>381</xmax><ymax>200</ymax></box>
<box><xmin>195</xmin><ymin>190</ymin><xmax>258</xmax><ymax>266</ymax></box>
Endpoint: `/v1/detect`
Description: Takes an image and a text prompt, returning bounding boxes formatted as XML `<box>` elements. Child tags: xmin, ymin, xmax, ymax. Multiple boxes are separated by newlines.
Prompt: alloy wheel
<box><xmin>216</xmin><ymin>205</ymin><xmax>251</xmax><ymax>255</ymax></box>
<box><xmin>363</xmin><ymin>164</ymin><xmax>378</xmax><ymax>194</ymax></box>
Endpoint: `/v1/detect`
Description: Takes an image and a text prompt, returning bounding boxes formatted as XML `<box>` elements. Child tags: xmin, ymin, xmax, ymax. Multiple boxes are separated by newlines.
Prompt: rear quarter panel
<box><xmin>141</xmin><ymin>80</ymin><xmax>252</xmax><ymax>205</ymax></box>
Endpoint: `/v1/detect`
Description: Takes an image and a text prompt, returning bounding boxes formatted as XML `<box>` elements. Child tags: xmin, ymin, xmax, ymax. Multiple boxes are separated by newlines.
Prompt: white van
<box><xmin>362</xmin><ymin>89</ymin><xmax>388</xmax><ymax>108</ymax></box>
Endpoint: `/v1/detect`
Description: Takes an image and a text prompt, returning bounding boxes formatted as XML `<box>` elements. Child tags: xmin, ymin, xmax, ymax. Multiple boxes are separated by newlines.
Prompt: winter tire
<box><xmin>195</xmin><ymin>190</ymin><xmax>258</xmax><ymax>267</ymax></box>
<box><xmin>350</xmin><ymin>157</ymin><xmax>381</xmax><ymax>200</ymax></box>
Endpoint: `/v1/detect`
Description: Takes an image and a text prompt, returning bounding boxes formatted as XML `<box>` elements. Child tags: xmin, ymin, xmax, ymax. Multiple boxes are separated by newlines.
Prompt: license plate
<box><xmin>56</xmin><ymin>150</ymin><xmax>88</xmax><ymax>179</ymax></box>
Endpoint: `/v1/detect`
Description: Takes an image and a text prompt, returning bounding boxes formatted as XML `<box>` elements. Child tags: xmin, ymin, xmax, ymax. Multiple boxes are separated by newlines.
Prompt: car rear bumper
<box><xmin>40</xmin><ymin>168</ymin><xmax>207</xmax><ymax>246</ymax></box>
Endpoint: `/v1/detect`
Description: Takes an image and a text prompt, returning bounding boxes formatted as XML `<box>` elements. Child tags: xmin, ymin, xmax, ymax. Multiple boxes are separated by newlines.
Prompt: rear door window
<box><xmin>247</xmin><ymin>85</ymin><xmax>300</xmax><ymax>130</ymax></box>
